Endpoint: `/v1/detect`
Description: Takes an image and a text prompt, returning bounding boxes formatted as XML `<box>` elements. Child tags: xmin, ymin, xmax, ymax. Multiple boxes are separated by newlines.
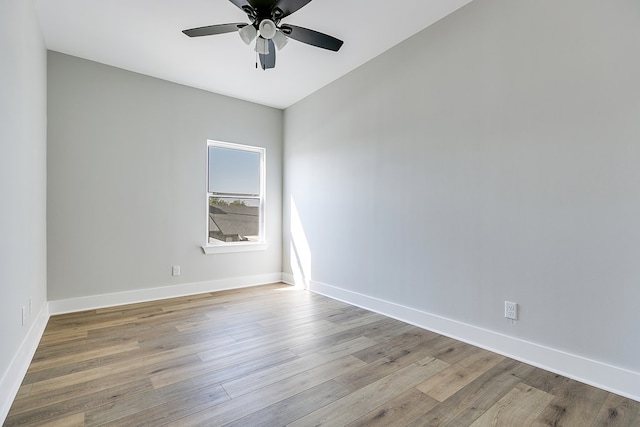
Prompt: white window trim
<box><xmin>202</xmin><ymin>140</ymin><xmax>267</xmax><ymax>255</ymax></box>
<box><xmin>201</xmin><ymin>241</ymin><xmax>268</xmax><ymax>255</ymax></box>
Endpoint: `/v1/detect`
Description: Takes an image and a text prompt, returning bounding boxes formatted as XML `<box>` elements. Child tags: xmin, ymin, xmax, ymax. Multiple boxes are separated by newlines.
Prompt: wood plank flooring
<box><xmin>5</xmin><ymin>283</ymin><xmax>640</xmax><ymax>426</ymax></box>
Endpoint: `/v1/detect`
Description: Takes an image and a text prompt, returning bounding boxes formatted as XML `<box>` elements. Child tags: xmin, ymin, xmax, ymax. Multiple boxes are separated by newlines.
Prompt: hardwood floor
<box><xmin>5</xmin><ymin>283</ymin><xmax>640</xmax><ymax>426</ymax></box>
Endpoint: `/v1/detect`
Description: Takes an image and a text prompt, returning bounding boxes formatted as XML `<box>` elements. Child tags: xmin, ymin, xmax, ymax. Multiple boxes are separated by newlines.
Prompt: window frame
<box><xmin>202</xmin><ymin>140</ymin><xmax>267</xmax><ymax>255</ymax></box>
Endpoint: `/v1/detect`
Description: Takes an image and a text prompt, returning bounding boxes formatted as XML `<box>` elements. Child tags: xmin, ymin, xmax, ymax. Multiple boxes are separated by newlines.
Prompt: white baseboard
<box><xmin>48</xmin><ymin>273</ymin><xmax>284</xmax><ymax>315</ymax></box>
<box><xmin>0</xmin><ymin>303</ymin><xmax>50</xmax><ymax>424</ymax></box>
<box><xmin>281</xmin><ymin>272</ymin><xmax>301</xmax><ymax>287</ymax></box>
<box><xmin>304</xmin><ymin>278</ymin><xmax>640</xmax><ymax>403</ymax></box>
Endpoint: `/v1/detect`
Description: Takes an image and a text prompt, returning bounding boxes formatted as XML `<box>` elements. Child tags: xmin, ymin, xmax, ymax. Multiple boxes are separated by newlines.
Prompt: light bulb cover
<box><xmin>272</xmin><ymin>30</ymin><xmax>288</xmax><ymax>50</ymax></box>
<box><xmin>255</xmin><ymin>37</ymin><xmax>269</xmax><ymax>54</ymax></box>
<box><xmin>238</xmin><ymin>24</ymin><xmax>257</xmax><ymax>45</ymax></box>
<box><xmin>258</xmin><ymin>19</ymin><xmax>277</xmax><ymax>39</ymax></box>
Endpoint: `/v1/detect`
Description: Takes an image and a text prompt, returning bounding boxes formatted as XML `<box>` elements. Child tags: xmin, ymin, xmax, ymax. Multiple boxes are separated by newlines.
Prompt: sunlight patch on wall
<box><xmin>290</xmin><ymin>196</ymin><xmax>312</xmax><ymax>289</ymax></box>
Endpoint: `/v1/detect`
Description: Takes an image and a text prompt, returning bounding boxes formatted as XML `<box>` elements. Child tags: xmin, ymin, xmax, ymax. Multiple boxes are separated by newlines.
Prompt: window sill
<box><xmin>201</xmin><ymin>242</ymin><xmax>268</xmax><ymax>255</ymax></box>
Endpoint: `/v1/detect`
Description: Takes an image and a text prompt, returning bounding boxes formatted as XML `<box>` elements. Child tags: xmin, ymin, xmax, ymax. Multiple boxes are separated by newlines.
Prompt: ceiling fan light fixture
<box><xmin>183</xmin><ymin>0</ymin><xmax>345</xmax><ymax>70</ymax></box>
<box><xmin>255</xmin><ymin>37</ymin><xmax>269</xmax><ymax>54</ymax></box>
<box><xmin>238</xmin><ymin>24</ymin><xmax>257</xmax><ymax>45</ymax></box>
<box><xmin>258</xmin><ymin>19</ymin><xmax>277</xmax><ymax>40</ymax></box>
<box><xmin>272</xmin><ymin>30</ymin><xmax>288</xmax><ymax>50</ymax></box>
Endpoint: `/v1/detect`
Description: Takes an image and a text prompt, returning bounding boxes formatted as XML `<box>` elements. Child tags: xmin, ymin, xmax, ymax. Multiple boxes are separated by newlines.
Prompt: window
<box><xmin>203</xmin><ymin>140</ymin><xmax>266</xmax><ymax>254</ymax></box>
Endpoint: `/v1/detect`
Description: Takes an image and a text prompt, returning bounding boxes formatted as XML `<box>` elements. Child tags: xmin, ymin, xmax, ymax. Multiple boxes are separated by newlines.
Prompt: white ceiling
<box><xmin>35</xmin><ymin>0</ymin><xmax>474</xmax><ymax>109</ymax></box>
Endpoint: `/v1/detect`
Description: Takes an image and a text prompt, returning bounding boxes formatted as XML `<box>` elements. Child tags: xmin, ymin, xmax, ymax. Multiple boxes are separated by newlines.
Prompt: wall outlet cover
<box><xmin>505</xmin><ymin>301</ymin><xmax>518</xmax><ymax>320</ymax></box>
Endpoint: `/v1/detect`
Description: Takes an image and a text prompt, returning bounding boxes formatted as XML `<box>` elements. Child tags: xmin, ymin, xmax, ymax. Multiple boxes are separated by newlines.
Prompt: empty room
<box><xmin>1</xmin><ymin>0</ymin><xmax>640</xmax><ymax>425</ymax></box>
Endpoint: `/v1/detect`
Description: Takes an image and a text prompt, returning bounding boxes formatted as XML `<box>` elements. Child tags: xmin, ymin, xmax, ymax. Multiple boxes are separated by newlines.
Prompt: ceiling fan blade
<box><xmin>273</xmin><ymin>0</ymin><xmax>313</xmax><ymax>18</ymax></box>
<box><xmin>280</xmin><ymin>24</ymin><xmax>343</xmax><ymax>51</ymax></box>
<box><xmin>183</xmin><ymin>23</ymin><xmax>247</xmax><ymax>37</ymax></box>
<box><xmin>259</xmin><ymin>39</ymin><xmax>276</xmax><ymax>69</ymax></box>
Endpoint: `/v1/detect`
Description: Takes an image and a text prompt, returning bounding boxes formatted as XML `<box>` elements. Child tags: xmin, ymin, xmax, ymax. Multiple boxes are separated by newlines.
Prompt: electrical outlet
<box><xmin>172</xmin><ymin>265</ymin><xmax>181</xmax><ymax>276</ymax></box>
<box><xmin>505</xmin><ymin>301</ymin><xmax>518</xmax><ymax>320</ymax></box>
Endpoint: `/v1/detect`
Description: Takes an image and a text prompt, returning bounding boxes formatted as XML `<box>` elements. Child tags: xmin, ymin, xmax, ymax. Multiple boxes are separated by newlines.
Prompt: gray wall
<box><xmin>0</xmin><ymin>0</ymin><xmax>48</xmax><ymax>393</ymax></box>
<box><xmin>47</xmin><ymin>52</ymin><xmax>282</xmax><ymax>301</ymax></box>
<box><xmin>284</xmin><ymin>0</ymin><xmax>640</xmax><ymax>373</ymax></box>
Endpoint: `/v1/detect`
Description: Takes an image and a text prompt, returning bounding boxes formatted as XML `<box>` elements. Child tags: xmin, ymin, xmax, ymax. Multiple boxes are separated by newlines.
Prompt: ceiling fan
<box><xmin>182</xmin><ymin>0</ymin><xmax>344</xmax><ymax>70</ymax></box>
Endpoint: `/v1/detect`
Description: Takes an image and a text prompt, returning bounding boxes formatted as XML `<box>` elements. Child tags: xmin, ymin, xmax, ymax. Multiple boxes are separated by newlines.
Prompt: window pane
<box><xmin>208</xmin><ymin>197</ymin><xmax>260</xmax><ymax>243</ymax></box>
<box><xmin>208</xmin><ymin>146</ymin><xmax>260</xmax><ymax>196</ymax></box>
